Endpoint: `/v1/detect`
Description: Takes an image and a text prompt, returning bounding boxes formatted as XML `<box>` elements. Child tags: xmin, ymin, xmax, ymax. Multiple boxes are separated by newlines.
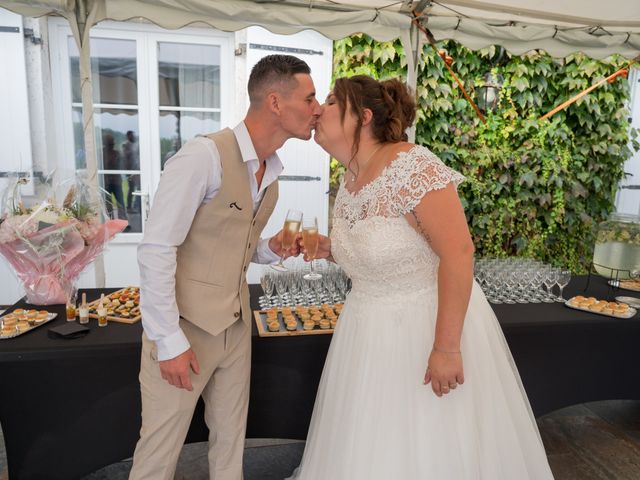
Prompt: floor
<box><xmin>1</xmin><ymin>400</ymin><xmax>639</xmax><ymax>479</ymax></box>
<box><xmin>539</xmin><ymin>401</ymin><xmax>640</xmax><ymax>479</ymax></box>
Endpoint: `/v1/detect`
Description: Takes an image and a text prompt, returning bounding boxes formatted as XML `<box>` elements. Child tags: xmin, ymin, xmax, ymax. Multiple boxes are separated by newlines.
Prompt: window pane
<box><xmin>69</xmin><ymin>37</ymin><xmax>138</xmax><ymax>105</ymax></box>
<box><xmin>124</xmin><ymin>173</ymin><xmax>142</xmax><ymax>232</ymax></box>
<box><xmin>72</xmin><ymin>108</ymin><xmax>139</xmax><ymax>172</ymax></box>
<box><xmin>101</xmin><ymin>173</ymin><xmax>126</xmax><ymax>219</ymax></box>
<box><xmin>158</xmin><ymin>42</ymin><xmax>221</xmax><ymax>109</ymax></box>
<box><xmin>72</xmin><ymin>107</ymin><xmax>86</xmax><ymax>169</ymax></box>
<box><xmin>100</xmin><ymin>173</ymin><xmax>141</xmax><ymax>233</ymax></box>
<box><xmin>159</xmin><ymin>111</ymin><xmax>220</xmax><ymax>169</ymax></box>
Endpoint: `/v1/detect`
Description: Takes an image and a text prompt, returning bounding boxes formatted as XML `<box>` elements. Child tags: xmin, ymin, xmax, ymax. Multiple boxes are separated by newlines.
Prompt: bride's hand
<box><xmin>424</xmin><ymin>348</ymin><xmax>464</xmax><ymax>397</ymax></box>
<box><xmin>298</xmin><ymin>234</ymin><xmax>332</xmax><ymax>261</ymax></box>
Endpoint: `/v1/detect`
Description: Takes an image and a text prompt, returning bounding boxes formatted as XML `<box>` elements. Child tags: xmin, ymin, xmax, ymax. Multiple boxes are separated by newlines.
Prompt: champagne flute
<box><xmin>271</xmin><ymin>209</ymin><xmax>302</xmax><ymax>272</ymax></box>
<box><xmin>542</xmin><ymin>267</ymin><xmax>557</xmax><ymax>303</ymax></box>
<box><xmin>302</xmin><ymin>215</ymin><xmax>322</xmax><ymax>280</ymax></box>
<box><xmin>274</xmin><ymin>272</ymin><xmax>288</xmax><ymax>307</ymax></box>
<box><xmin>259</xmin><ymin>271</ymin><xmax>274</xmax><ymax>308</ymax></box>
<box><xmin>555</xmin><ymin>269</ymin><xmax>571</xmax><ymax>302</ymax></box>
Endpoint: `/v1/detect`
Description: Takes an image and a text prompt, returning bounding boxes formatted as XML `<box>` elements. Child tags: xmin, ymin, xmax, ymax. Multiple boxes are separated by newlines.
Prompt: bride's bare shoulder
<box><xmin>388</xmin><ymin>142</ymin><xmax>416</xmax><ymax>156</ymax></box>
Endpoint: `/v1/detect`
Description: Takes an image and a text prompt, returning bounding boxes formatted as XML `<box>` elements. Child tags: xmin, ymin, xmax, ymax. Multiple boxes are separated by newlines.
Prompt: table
<box><xmin>1</xmin><ymin>276</ymin><xmax>639</xmax><ymax>480</ymax></box>
<box><xmin>492</xmin><ymin>276</ymin><xmax>640</xmax><ymax>417</ymax></box>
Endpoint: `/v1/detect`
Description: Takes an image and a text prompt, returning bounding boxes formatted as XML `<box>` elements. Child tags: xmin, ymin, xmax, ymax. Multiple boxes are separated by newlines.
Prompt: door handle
<box><xmin>132</xmin><ymin>191</ymin><xmax>150</xmax><ymax>222</ymax></box>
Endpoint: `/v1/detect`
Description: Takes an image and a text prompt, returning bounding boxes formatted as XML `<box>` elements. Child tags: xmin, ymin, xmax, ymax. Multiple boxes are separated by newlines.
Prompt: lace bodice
<box><xmin>331</xmin><ymin>145</ymin><xmax>464</xmax><ymax>298</ymax></box>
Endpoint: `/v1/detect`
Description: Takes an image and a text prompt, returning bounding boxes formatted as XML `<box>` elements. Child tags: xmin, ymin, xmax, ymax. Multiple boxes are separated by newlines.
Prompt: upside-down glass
<box><xmin>542</xmin><ymin>267</ymin><xmax>558</xmax><ymax>303</ymax></box>
<box><xmin>274</xmin><ymin>272</ymin><xmax>289</xmax><ymax>307</ymax></box>
<box><xmin>271</xmin><ymin>209</ymin><xmax>302</xmax><ymax>272</ymax></box>
<box><xmin>259</xmin><ymin>270</ymin><xmax>274</xmax><ymax>308</ymax></box>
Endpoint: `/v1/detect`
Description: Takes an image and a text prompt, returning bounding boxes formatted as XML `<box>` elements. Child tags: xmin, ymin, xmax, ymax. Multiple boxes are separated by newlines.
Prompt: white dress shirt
<box><xmin>138</xmin><ymin>122</ymin><xmax>283</xmax><ymax>360</ymax></box>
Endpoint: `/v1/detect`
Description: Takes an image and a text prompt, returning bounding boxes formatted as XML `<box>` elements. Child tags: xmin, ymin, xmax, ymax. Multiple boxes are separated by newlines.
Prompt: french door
<box><xmin>49</xmin><ymin>20</ymin><xmax>234</xmax><ymax>286</ymax></box>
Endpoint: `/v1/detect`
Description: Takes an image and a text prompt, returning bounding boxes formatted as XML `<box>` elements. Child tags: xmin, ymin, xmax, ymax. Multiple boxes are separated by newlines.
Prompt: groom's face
<box><xmin>277</xmin><ymin>74</ymin><xmax>322</xmax><ymax>140</ymax></box>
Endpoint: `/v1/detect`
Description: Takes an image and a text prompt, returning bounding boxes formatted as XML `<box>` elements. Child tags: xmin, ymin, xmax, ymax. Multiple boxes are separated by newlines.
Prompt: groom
<box><xmin>129</xmin><ymin>54</ymin><xmax>322</xmax><ymax>480</ymax></box>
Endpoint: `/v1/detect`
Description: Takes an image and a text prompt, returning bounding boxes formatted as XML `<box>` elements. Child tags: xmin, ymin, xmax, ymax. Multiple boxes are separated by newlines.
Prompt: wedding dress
<box><xmin>288</xmin><ymin>145</ymin><xmax>554</xmax><ymax>480</ymax></box>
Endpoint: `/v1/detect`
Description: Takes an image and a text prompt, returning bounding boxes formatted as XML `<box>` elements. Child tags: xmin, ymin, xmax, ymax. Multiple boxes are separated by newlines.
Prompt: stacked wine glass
<box><xmin>259</xmin><ymin>261</ymin><xmax>351</xmax><ymax>309</ymax></box>
<box><xmin>474</xmin><ymin>257</ymin><xmax>571</xmax><ymax>304</ymax></box>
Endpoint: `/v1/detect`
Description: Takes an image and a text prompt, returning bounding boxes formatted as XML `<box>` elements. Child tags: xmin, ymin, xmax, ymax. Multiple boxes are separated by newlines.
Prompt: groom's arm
<box><xmin>138</xmin><ymin>139</ymin><xmax>220</xmax><ymax>390</ymax></box>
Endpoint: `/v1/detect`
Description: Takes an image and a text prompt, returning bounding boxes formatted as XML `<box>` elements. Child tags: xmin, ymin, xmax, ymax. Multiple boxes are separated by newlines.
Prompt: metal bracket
<box><xmin>234</xmin><ymin>42</ymin><xmax>246</xmax><ymax>56</ymax></box>
<box><xmin>24</xmin><ymin>28</ymin><xmax>42</xmax><ymax>45</ymax></box>
<box><xmin>249</xmin><ymin>43</ymin><xmax>323</xmax><ymax>56</ymax></box>
<box><xmin>278</xmin><ymin>175</ymin><xmax>321</xmax><ymax>182</ymax></box>
<box><xmin>0</xmin><ymin>26</ymin><xmax>19</xmax><ymax>33</ymax></box>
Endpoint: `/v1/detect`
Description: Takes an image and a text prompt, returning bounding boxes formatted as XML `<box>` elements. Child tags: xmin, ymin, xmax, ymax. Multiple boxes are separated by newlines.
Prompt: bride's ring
<box><xmin>442</xmin><ymin>385</ymin><xmax>450</xmax><ymax>391</ymax></box>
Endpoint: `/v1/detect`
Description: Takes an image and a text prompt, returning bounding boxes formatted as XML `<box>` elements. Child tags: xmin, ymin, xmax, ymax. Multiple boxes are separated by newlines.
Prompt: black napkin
<box><xmin>48</xmin><ymin>322</ymin><xmax>90</xmax><ymax>339</ymax></box>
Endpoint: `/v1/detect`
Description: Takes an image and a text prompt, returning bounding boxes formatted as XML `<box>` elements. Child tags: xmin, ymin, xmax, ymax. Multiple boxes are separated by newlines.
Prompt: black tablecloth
<box><xmin>1</xmin><ymin>276</ymin><xmax>639</xmax><ymax>480</ymax></box>
<box><xmin>493</xmin><ymin>276</ymin><xmax>640</xmax><ymax>416</ymax></box>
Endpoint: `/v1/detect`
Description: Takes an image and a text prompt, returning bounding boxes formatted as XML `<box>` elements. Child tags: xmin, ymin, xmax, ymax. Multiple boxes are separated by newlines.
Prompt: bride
<box><xmin>288</xmin><ymin>75</ymin><xmax>554</xmax><ymax>479</ymax></box>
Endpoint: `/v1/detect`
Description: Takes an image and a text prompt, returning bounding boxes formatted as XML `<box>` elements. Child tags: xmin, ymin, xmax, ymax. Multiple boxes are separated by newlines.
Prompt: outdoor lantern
<box><xmin>476</xmin><ymin>73</ymin><xmax>503</xmax><ymax>112</ymax></box>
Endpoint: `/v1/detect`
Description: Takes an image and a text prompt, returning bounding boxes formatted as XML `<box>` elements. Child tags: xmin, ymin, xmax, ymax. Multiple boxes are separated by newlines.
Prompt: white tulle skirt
<box><xmin>287</xmin><ymin>282</ymin><xmax>554</xmax><ymax>479</ymax></box>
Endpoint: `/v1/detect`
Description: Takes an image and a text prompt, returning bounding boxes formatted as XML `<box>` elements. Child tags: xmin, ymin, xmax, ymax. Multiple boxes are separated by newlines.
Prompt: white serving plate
<box><xmin>564</xmin><ymin>299</ymin><xmax>636</xmax><ymax>319</ymax></box>
<box><xmin>615</xmin><ymin>296</ymin><xmax>640</xmax><ymax>308</ymax></box>
<box><xmin>0</xmin><ymin>312</ymin><xmax>57</xmax><ymax>339</ymax></box>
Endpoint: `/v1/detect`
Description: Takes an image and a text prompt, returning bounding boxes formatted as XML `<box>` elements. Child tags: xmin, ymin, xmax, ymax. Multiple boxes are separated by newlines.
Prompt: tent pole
<box><xmin>540</xmin><ymin>61</ymin><xmax>636</xmax><ymax>121</ymax></box>
<box><xmin>69</xmin><ymin>0</ymin><xmax>107</xmax><ymax>288</ymax></box>
<box><xmin>402</xmin><ymin>26</ymin><xmax>418</xmax><ymax>142</ymax></box>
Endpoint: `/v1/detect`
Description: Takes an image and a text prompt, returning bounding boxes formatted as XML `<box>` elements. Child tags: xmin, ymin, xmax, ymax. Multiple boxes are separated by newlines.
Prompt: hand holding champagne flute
<box><xmin>271</xmin><ymin>209</ymin><xmax>302</xmax><ymax>272</ymax></box>
<box><xmin>302</xmin><ymin>215</ymin><xmax>322</xmax><ymax>280</ymax></box>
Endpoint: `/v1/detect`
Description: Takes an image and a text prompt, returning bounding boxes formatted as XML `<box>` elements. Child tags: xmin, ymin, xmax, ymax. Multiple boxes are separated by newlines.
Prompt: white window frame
<box><xmin>48</xmin><ymin>18</ymin><xmax>235</xmax><ymax>243</ymax></box>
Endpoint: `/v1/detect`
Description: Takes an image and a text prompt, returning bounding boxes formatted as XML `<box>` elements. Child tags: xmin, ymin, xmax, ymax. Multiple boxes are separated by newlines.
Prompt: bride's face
<box><xmin>314</xmin><ymin>92</ymin><xmax>357</xmax><ymax>156</ymax></box>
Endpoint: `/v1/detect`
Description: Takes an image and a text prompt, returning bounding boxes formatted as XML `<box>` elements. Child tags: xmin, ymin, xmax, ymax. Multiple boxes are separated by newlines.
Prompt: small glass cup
<box><xmin>97</xmin><ymin>308</ymin><xmax>108</xmax><ymax>327</ymax></box>
<box><xmin>97</xmin><ymin>294</ymin><xmax>107</xmax><ymax>327</ymax></box>
<box><xmin>66</xmin><ymin>288</ymin><xmax>77</xmax><ymax>322</ymax></box>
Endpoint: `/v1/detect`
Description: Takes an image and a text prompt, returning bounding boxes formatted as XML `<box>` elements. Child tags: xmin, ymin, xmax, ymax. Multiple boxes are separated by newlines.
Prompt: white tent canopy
<box><xmin>1</xmin><ymin>0</ymin><xmax>638</xmax><ymax>285</ymax></box>
<box><xmin>2</xmin><ymin>0</ymin><xmax>639</xmax><ymax>59</ymax></box>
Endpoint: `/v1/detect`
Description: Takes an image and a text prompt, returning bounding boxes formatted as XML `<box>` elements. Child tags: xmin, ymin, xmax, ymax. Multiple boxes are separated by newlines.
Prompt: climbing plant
<box><xmin>332</xmin><ymin>35</ymin><xmax>638</xmax><ymax>272</ymax></box>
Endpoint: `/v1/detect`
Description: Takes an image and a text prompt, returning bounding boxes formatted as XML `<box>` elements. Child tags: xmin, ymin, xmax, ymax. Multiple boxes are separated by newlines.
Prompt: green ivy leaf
<box><xmin>512</xmin><ymin>77</ymin><xmax>530</xmax><ymax>92</ymax></box>
<box><xmin>519</xmin><ymin>171</ymin><xmax>537</xmax><ymax>187</ymax></box>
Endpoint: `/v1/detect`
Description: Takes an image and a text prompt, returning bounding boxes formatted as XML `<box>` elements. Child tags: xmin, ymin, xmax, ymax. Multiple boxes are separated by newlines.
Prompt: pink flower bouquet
<box><xmin>0</xmin><ymin>174</ymin><xmax>127</xmax><ymax>305</ymax></box>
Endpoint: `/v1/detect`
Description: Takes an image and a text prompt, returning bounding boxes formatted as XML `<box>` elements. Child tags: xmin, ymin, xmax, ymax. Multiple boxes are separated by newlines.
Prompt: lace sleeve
<box><xmin>388</xmin><ymin>146</ymin><xmax>465</xmax><ymax>216</ymax></box>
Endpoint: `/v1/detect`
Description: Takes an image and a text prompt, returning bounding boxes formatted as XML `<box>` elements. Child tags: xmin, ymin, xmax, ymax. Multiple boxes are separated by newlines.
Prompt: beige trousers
<box><xmin>129</xmin><ymin>318</ymin><xmax>250</xmax><ymax>480</ymax></box>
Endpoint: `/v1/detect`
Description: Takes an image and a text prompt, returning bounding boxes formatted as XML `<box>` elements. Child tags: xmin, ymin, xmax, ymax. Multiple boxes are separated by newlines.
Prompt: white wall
<box><xmin>615</xmin><ymin>67</ymin><xmax>640</xmax><ymax>215</ymax></box>
<box><xmin>0</xmin><ymin>8</ymin><xmax>36</xmax><ymax>304</ymax></box>
<box><xmin>244</xmin><ymin>27</ymin><xmax>333</xmax><ymax>284</ymax></box>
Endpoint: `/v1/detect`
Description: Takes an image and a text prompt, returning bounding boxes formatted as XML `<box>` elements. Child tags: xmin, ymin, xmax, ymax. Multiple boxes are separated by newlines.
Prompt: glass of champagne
<box><xmin>271</xmin><ymin>209</ymin><xmax>302</xmax><ymax>272</ymax></box>
<box><xmin>302</xmin><ymin>216</ymin><xmax>322</xmax><ymax>280</ymax></box>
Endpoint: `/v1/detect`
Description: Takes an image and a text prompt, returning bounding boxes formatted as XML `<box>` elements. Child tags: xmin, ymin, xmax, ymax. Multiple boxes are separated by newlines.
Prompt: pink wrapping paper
<box><xmin>0</xmin><ymin>218</ymin><xmax>128</xmax><ymax>305</ymax></box>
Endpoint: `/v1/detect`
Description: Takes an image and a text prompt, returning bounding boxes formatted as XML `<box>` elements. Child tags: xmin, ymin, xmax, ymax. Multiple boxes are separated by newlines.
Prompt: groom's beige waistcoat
<box><xmin>175</xmin><ymin>128</ymin><xmax>278</xmax><ymax>336</ymax></box>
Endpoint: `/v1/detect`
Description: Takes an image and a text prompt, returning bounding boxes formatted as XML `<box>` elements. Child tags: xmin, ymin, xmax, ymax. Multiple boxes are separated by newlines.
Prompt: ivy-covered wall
<box><xmin>332</xmin><ymin>35</ymin><xmax>639</xmax><ymax>272</ymax></box>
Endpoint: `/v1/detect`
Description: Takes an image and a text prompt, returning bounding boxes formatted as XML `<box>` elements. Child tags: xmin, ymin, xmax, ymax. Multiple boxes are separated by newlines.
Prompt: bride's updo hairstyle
<box><xmin>333</xmin><ymin>75</ymin><xmax>416</xmax><ymax>158</ymax></box>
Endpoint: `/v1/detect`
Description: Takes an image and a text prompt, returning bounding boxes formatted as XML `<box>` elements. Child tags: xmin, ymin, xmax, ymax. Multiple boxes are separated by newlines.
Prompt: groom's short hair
<box><xmin>248</xmin><ymin>54</ymin><xmax>311</xmax><ymax>104</ymax></box>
